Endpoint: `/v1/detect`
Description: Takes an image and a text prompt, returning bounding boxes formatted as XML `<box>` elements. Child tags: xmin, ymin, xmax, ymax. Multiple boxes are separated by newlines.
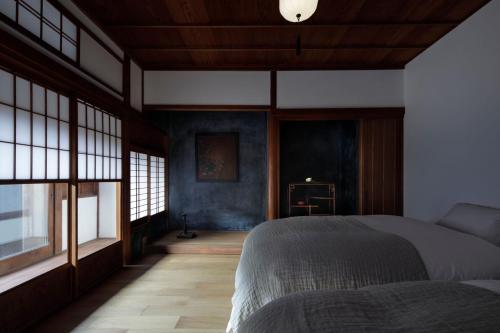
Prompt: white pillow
<box><xmin>437</xmin><ymin>203</ymin><xmax>500</xmax><ymax>246</ymax></box>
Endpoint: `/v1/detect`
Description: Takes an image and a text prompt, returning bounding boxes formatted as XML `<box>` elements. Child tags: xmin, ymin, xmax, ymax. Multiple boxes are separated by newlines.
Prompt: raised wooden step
<box><xmin>148</xmin><ymin>230</ymin><xmax>248</xmax><ymax>255</ymax></box>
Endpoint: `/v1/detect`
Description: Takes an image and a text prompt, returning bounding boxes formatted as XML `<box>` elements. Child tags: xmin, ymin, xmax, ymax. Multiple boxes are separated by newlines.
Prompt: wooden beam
<box><xmin>107</xmin><ymin>22</ymin><xmax>458</xmax><ymax>29</ymax></box>
<box><xmin>131</xmin><ymin>46</ymin><xmax>427</xmax><ymax>52</ymax></box>
<box><xmin>143</xmin><ymin>104</ymin><xmax>270</xmax><ymax>112</ymax></box>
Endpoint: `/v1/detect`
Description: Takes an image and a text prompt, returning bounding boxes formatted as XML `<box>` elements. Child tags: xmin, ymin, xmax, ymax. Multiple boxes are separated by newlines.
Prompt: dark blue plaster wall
<box><xmin>152</xmin><ymin>112</ymin><xmax>268</xmax><ymax>231</ymax></box>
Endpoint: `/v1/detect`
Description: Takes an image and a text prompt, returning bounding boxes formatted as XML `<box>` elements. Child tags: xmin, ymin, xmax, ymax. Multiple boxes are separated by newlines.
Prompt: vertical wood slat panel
<box><xmin>361</xmin><ymin>118</ymin><xmax>403</xmax><ymax>216</ymax></box>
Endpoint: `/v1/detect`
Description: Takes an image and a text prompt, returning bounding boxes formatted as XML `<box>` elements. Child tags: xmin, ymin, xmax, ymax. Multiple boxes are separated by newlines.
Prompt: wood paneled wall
<box><xmin>359</xmin><ymin>118</ymin><xmax>403</xmax><ymax>215</ymax></box>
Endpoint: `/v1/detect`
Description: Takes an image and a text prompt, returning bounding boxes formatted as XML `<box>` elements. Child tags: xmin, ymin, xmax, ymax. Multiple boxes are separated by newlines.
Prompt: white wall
<box><xmin>144</xmin><ymin>71</ymin><xmax>270</xmax><ymax>105</ymax></box>
<box><xmin>130</xmin><ymin>60</ymin><xmax>142</xmax><ymax>111</ymax></box>
<box><xmin>77</xmin><ymin>196</ymin><xmax>98</xmax><ymax>244</ymax></box>
<box><xmin>404</xmin><ymin>0</ymin><xmax>500</xmax><ymax>221</ymax></box>
<box><xmin>278</xmin><ymin>70</ymin><xmax>404</xmax><ymax>108</ymax></box>
<box><xmin>80</xmin><ymin>30</ymin><xmax>123</xmax><ymax>93</ymax></box>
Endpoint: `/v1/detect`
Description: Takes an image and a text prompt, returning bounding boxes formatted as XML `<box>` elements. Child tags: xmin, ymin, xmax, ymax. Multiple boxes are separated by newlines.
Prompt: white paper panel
<box><xmin>32</xmin><ymin>147</ymin><xmax>46</xmax><ymax>179</ymax></box>
<box><xmin>47</xmin><ymin>118</ymin><xmax>58</xmax><ymax>148</ymax></box>
<box><xmin>16</xmin><ymin>77</ymin><xmax>30</xmax><ymax>110</ymax></box>
<box><xmin>117</xmin><ymin>158</ymin><xmax>122</xmax><ymax>178</ymax></box>
<box><xmin>32</xmin><ymin>114</ymin><xmax>46</xmax><ymax>146</ymax></box>
<box><xmin>24</xmin><ymin>0</ymin><xmax>41</xmax><ymax>11</ymax></box>
<box><xmin>77</xmin><ymin>127</ymin><xmax>86</xmax><ymax>153</ymax></box>
<box><xmin>87</xmin><ymin>130</ymin><xmax>95</xmax><ymax>154</ymax></box>
<box><xmin>103</xmin><ymin>157</ymin><xmax>109</xmax><ymax>179</ymax></box>
<box><xmin>47</xmin><ymin>148</ymin><xmax>58</xmax><ymax>179</ymax></box>
<box><xmin>88</xmin><ymin>155</ymin><xmax>95</xmax><ymax>179</ymax></box>
<box><xmin>95</xmin><ymin>132</ymin><xmax>103</xmax><ymax>155</ymax></box>
<box><xmin>16</xmin><ymin>109</ymin><xmax>31</xmax><ymax>145</ymax></box>
<box><xmin>95</xmin><ymin>156</ymin><xmax>103</xmax><ymax>179</ymax></box>
<box><xmin>110</xmin><ymin>117</ymin><xmax>116</xmax><ymax>135</ymax></box>
<box><xmin>19</xmin><ymin>5</ymin><xmax>41</xmax><ymax>37</ymax></box>
<box><xmin>103</xmin><ymin>134</ymin><xmax>110</xmax><ymax>156</ymax></box>
<box><xmin>103</xmin><ymin>114</ymin><xmax>109</xmax><ymax>133</ymax></box>
<box><xmin>110</xmin><ymin>158</ymin><xmax>116</xmax><ymax>179</ymax></box>
<box><xmin>117</xmin><ymin>139</ymin><xmax>122</xmax><ymax>158</ymax></box>
<box><xmin>0</xmin><ymin>69</ymin><xmax>14</xmax><ymax>104</ymax></box>
<box><xmin>0</xmin><ymin>105</ymin><xmax>14</xmax><ymax>142</ymax></box>
<box><xmin>78</xmin><ymin>154</ymin><xmax>86</xmax><ymax>179</ymax></box>
<box><xmin>86</xmin><ymin>107</ymin><xmax>95</xmax><ymax>129</ymax></box>
<box><xmin>59</xmin><ymin>150</ymin><xmax>69</xmax><ymax>178</ymax></box>
<box><xmin>42</xmin><ymin>23</ymin><xmax>60</xmax><ymax>50</ymax></box>
<box><xmin>62</xmin><ymin>39</ymin><xmax>77</xmax><ymax>61</ymax></box>
<box><xmin>16</xmin><ymin>145</ymin><xmax>31</xmax><ymax>179</ymax></box>
<box><xmin>0</xmin><ymin>0</ymin><xmax>16</xmax><ymax>20</ymax></box>
<box><xmin>59</xmin><ymin>96</ymin><xmax>69</xmax><ymax>121</ymax></box>
<box><xmin>78</xmin><ymin>102</ymin><xmax>86</xmax><ymax>126</ymax></box>
<box><xmin>59</xmin><ymin>121</ymin><xmax>69</xmax><ymax>150</ymax></box>
<box><xmin>47</xmin><ymin>90</ymin><xmax>58</xmax><ymax>118</ymax></box>
<box><xmin>0</xmin><ymin>143</ymin><xmax>14</xmax><ymax>179</ymax></box>
<box><xmin>32</xmin><ymin>84</ymin><xmax>45</xmax><ymax>114</ymax></box>
<box><xmin>42</xmin><ymin>0</ymin><xmax>60</xmax><ymax>27</ymax></box>
<box><xmin>110</xmin><ymin>137</ymin><xmax>116</xmax><ymax>157</ymax></box>
<box><xmin>116</xmin><ymin>119</ymin><xmax>121</xmax><ymax>137</ymax></box>
<box><xmin>95</xmin><ymin>110</ymin><xmax>102</xmax><ymax>131</ymax></box>
<box><xmin>62</xmin><ymin>16</ymin><xmax>76</xmax><ymax>40</ymax></box>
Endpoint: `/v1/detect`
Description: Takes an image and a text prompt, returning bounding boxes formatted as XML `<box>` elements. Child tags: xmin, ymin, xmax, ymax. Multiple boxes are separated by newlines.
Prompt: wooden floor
<box><xmin>149</xmin><ymin>230</ymin><xmax>247</xmax><ymax>255</ymax></box>
<box><xmin>32</xmin><ymin>232</ymin><xmax>247</xmax><ymax>333</ymax></box>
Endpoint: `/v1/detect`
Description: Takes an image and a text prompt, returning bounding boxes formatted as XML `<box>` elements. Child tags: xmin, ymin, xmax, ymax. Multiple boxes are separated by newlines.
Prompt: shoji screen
<box><xmin>0</xmin><ymin>67</ymin><xmax>70</xmax><ymax>180</ymax></box>
<box><xmin>149</xmin><ymin>156</ymin><xmax>165</xmax><ymax>215</ymax></box>
<box><xmin>130</xmin><ymin>152</ymin><xmax>148</xmax><ymax>221</ymax></box>
<box><xmin>0</xmin><ymin>0</ymin><xmax>78</xmax><ymax>60</ymax></box>
<box><xmin>77</xmin><ymin>100</ymin><xmax>122</xmax><ymax>180</ymax></box>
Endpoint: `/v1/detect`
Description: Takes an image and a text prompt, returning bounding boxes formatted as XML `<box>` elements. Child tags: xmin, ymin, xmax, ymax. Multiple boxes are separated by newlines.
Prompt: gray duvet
<box><xmin>238</xmin><ymin>281</ymin><xmax>500</xmax><ymax>333</ymax></box>
<box><xmin>228</xmin><ymin>215</ymin><xmax>500</xmax><ymax>332</ymax></box>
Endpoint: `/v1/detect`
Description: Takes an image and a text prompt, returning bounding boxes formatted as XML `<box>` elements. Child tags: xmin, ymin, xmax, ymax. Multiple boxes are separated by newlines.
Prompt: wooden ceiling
<box><xmin>74</xmin><ymin>0</ymin><xmax>490</xmax><ymax>70</ymax></box>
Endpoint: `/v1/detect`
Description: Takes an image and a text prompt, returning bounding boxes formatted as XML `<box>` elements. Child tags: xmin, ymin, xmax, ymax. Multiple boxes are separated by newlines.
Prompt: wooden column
<box><xmin>267</xmin><ymin>71</ymin><xmax>278</xmax><ymax>219</ymax></box>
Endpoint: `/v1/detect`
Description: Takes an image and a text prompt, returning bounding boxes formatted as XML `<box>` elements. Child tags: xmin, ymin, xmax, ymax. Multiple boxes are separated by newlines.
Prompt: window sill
<box><xmin>0</xmin><ymin>253</ymin><xmax>68</xmax><ymax>295</ymax></box>
<box><xmin>77</xmin><ymin>238</ymin><xmax>120</xmax><ymax>260</ymax></box>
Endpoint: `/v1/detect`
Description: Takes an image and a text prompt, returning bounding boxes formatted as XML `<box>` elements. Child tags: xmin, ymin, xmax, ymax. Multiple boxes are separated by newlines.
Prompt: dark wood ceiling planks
<box><xmin>74</xmin><ymin>0</ymin><xmax>490</xmax><ymax>70</ymax></box>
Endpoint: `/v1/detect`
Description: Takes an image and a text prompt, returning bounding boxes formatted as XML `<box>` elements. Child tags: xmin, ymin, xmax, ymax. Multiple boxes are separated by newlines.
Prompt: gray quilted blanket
<box><xmin>239</xmin><ymin>281</ymin><xmax>500</xmax><ymax>333</ymax></box>
<box><xmin>228</xmin><ymin>216</ymin><xmax>429</xmax><ymax>332</ymax></box>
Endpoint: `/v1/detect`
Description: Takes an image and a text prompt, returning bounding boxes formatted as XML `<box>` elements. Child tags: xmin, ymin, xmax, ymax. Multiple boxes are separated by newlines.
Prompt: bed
<box><xmin>227</xmin><ymin>204</ymin><xmax>500</xmax><ymax>332</ymax></box>
<box><xmin>238</xmin><ymin>280</ymin><xmax>500</xmax><ymax>333</ymax></box>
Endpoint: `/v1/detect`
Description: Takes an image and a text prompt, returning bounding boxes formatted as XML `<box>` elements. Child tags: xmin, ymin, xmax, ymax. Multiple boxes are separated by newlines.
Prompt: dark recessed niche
<box><xmin>279</xmin><ymin>120</ymin><xmax>359</xmax><ymax>217</ymax></box>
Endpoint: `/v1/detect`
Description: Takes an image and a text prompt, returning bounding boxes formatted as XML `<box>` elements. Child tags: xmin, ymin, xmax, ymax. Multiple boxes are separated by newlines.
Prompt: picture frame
<box><xmin>195</xmin><ymin>132</ymin><xmax>239</xmax><ymax>182</ymax></box>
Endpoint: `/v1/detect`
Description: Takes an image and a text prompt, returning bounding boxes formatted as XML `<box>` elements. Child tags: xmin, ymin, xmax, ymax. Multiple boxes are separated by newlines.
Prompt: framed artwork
<box><xmin>195</xmin><ymin>132</ymin><xmax>239</xmax><ymax>182</ymax></box>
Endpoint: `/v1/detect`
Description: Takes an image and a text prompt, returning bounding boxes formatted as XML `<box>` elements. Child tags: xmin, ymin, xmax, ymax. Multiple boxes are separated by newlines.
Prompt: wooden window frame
<box><xmin>0</xmin><ymin>182</ymin><xmax>68</xmax><ymax>277</ymax></box>
<box><xmin>0</xmin><ymin>0</ymin><xmax>124</xmax><ymax>96</ymax></box>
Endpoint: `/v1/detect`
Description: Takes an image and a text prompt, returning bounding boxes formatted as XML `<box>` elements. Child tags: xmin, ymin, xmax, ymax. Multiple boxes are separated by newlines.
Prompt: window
<box><xmin>0</xmin><ymin>0</ymin><xmax>78</xmax><ymax>61</ymax></box>
<box><xmin>130</xmin><ymin>152</ymin><xmax>167</xmax><ymax>222</ymax></box>
<box><xmin>77</xmin><ymin>99</ymin><xmax>122</xmax><ymax>180</ymax></box>
<box><xmin>77</xmin><ymin>182</ymin><xmax>120</xmax><ymax>259</ymax></box>
<box><xmin>0</xmin><ymin>67</ymin><xmax>70</xmax><ymax>180</ymax></box>
<box><xmin>0</xmin><ymin>183</ymin><xmax>68</xmax><ymax>276</ymax></box>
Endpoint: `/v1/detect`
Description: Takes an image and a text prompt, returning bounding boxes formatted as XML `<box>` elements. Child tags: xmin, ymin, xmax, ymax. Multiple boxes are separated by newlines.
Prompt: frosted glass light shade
<box><xmin>280</xmin><ymin>0</ymin><xmax>318</xmax><ymax>22</ymax></box>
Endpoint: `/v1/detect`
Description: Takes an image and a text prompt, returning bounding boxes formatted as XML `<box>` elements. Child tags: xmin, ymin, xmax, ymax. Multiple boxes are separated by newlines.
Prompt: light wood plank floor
<box><xmin>32</xmin><ymin>235</ymin><xmax>245</xmax><ymax>332</ymax></box>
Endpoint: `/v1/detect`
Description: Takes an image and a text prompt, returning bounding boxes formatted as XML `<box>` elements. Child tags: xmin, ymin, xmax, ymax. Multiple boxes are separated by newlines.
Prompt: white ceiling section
<box><xmin>130</xmin><ymin>60</ymin><xmax>143</xmax><ymax>111</ymax></box>
<box><xmin>277</xmin><ymin>70</ymin><xmax>404</xmax><ymax>108</ymax></box>
<box><xmin>80</xmin><ymin>30</ymin><xmax>123</xmax><ymax>94</ymax></box>
<box><xmin>144</xmin><ymin>71</ymin><xmax>271</xmax><ymax>106</ymax></box>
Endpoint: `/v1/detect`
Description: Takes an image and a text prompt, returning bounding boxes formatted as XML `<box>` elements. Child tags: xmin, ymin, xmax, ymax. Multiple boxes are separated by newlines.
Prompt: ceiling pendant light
<box><xmin>280</xmin><ymin>0</ymin><xmax>318</xmax><ymax>23</ymax></box>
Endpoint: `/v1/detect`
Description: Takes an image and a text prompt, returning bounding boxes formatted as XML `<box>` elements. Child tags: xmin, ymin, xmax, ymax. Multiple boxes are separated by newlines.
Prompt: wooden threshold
<box><xmin>77</xmin><ymin>238</ymin><xmax>120</xmax><ymax>260</ymax></box>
